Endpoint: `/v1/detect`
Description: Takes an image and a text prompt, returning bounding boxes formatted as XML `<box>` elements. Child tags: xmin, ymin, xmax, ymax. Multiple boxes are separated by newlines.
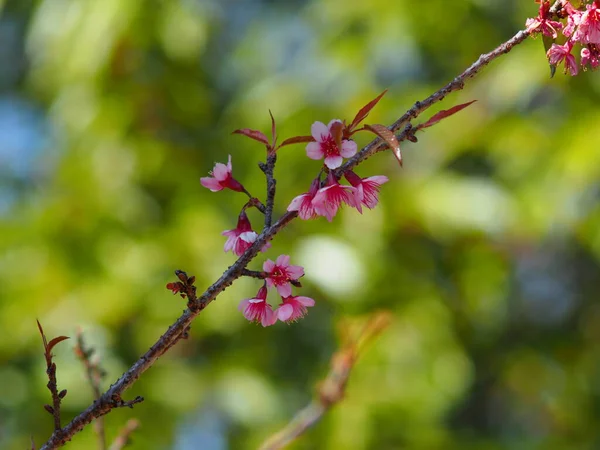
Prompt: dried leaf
<box><xmin>269</xmin><ymin>110</ymin><xmax>277</xmax><ymax>147</ymax></box>
<box><xmin>232</xmin><ymin>128</ymin><xmax>270</xmax><ymax>146</ymax></box>
<box><xmin>36</xmin><ymin>319</ymin><xmax>48</xmax><ymax>350</ymax></box>
<box><xmin>329</xmin><ymin>120</ymin><xmax>344</xmax><ymax>150</ymax></box>
<box><xmin>349</xmin><ymin>90</ymin><xmax>388</xmax><ymax>131</ymax></box>
<box><xmin>47</xmin><ymin>336</ymin><xmax>70</xmax><ymax>354</ymax></box>
<box><xmin>419</xmin><ymin>100</ymin><xmax>476</xmax><ymax>130</ymax></box>
<box><xmin>365</xmin><ymin>124</ymin><xmax>402</xmax><ymax>167</ymax></box>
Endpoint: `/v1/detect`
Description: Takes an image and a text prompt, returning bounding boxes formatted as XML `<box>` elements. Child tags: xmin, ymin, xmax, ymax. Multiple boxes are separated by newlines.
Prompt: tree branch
<box><xmin>39</xmin><ymin>28</ymin><xmax>530</xmax><ymax>449</ymax></box>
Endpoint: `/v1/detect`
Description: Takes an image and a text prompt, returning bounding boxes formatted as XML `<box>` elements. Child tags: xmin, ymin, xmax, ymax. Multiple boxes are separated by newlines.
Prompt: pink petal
<box><xmin>288</xmin><ymin>194</ymin><xmax>309</xmax><ymax>212</ymax></box>
<box><xmin>276</xmin><ymin>254</ymin><xmax>290</xmax><ymax>267</ymax></box>
<box><xmin>287</xmin><ymin>265</ymin><xmax>304</xmax><ymax>279</ymax></box>
<box><xmin>261</xmin><ymin>308</ymin><xmax>277</xmax><ymax>327</ymax></box>
<box><xmin>306</xmin><ymin>142</ymin><xmax>324</xmax><ymax>160</ymax></box>
<box><xmin>239</xmin><ymin>231</ymin><xmax>257</xmax><ymax>244</ymax></box>
<box><xmin>340</xmin><ymin>139</ymin><xmax>357</xmax><ymax>158</ymax></box>
<box><xmin>212</xmin><ymin>162</ymin><xmax>230</xmax><ymax>181</ymax></box>
<box><xmin>238</xmin><ymin>298</ymin><xmax>250</xmax><ymax>311</ymax></box>
<box><xmin>263</xmin><ymin>259</ymin><xmax>275</xmax><ymax>272</ymax></box>
<box><xmin>276</xmin><ymin>283</ymin><xmax>292</xmax><ymax>298</ymax></box>
<box><xmin>324</xmin><ymin>155</ymin><xmax>343</xmax><ymax>169</ymax></box>
<box><xmin>265</xmin><ymin>278</ymin><xmax>275</xmax><ymax>289</ymax></box>
<box><xmin>200</xmin><ymin>177</ymin><xmax>224</xmax><ymax>192</ymax></box>
<box><xmin>366</xmin><ymin>175</ymin><xmax>389</xmax><ymax>185</ymax></box>
<box><xmin>310</xmin><ymin>121</ymin><xmax>329</xmax><ymax>141</ymax></box>
<box><xmin>277</xmin><ymin>304</ymin><xmax>293</xmax><ymax>321</ymax></box>
<box><xmin>295</xmin><ymin>296</ymin><xmax>315</xmax><ymax>307</ymax></box>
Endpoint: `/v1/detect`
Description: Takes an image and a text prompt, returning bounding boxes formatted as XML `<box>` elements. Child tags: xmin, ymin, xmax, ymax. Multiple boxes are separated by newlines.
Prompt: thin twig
<box><xmin>241</xmin><ymin>186</ymin><xmax>267</xmax><ymax>214</ymax></box>
<box><xmin>39</xmin><ymin>28</ymin><xmax>530</xmax><ymax>449</ymax></box>
<box><xmin>241</xmin><ymin>268</ymin><xmax>267</xmax><ymax>279</ymax></box>
<box><xmin>74</xmin><ymin>331</ymin><xmax>107</xmax><ymax>450</ymax></box>
<box><xmin>263</xmin><ymin>153</ymin><xmax>278</xmax><ymax>228</ymax></box>
<box><xmin>259</xmin><ymin>312</ymin><xmax>391</xmax><ymax>450</ymax></box>
<box><xmin>108</xmin><ymin>419</ymin><xmax>140</xmax><ymax>450</ymax></box>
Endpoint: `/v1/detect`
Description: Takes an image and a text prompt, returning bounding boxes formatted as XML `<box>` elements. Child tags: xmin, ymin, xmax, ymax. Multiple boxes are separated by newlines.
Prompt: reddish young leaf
<box><xmin>276</xmin><ymin>135</ymin><xmax>314</xmax><ymax>150</ymax></box>
<box><xmin>365</xmin><ymin>124</ymin><xmax>402</xmax><ymax>167</ymax></box>
<box><xmin>349</xmin><ymin>90</ymin><xmax>388</xmax><ymax>131</ymax></box>
<box><xmin>329</xmin><ymin>120</ymin><xmax>344</xmax><ymax>150</ymax></box>
<box><xmin>232</xmin><ymin>128</ymin><xmax>270</xmax><ymax>146</ymax></box>
<box><xmin>47</xmin><ymin>336</ymin><xmax>70</xmax><ymax>354</ymax></box>
<box><xmin>418</xmin><ymin>100</ymin><xmax>476</xmax><ymax>130</ymax></box>
<box><xmin>269</xmin><ymin>110</ymin><xmax>277</xmax><ymax>148</ymax></box>
<box><xmin>36</xmin><ymin>319</ymin><xmax>48</xmax><ymax>349</ymax></box>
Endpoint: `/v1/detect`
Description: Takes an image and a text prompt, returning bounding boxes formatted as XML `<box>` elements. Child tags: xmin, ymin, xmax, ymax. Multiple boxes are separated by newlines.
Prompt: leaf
<box><xmin>36</xmin><ymin>319</ymin><xmax>48</xmax><ymax>349</ymax></box>
<box><xmin>329</xmin><ymin>120</ymin><xmax>344</xmax><ymax>150</ymax></box>
<box><xmin>542</xmin><ymin>34</ymin><xmax>556</xmax><ymax>78</ymax></box>
<box><xmin>364</xmin><ymin>124</ymin><xmax>402</xmax><ymax>167</ymax></box>
<box><xmin>276</xmin><ymin>135</ymin><xmax>314</xmax><ymax>150</ymax></box>
<box><xmin>349</xmin><ymin>90</ymin><xmax>388</xmax><ymax>131</ymax></box>
<box><xmin>47</xmin><ymin>336</ymin><xmax>70</xmax><ymax>354</ymax></box>
<box><xmin>418</xmin><ymin>100</ymin><xmax>476</xmax><ymax>130</ymax></box>
<box><xmin>232</xmin><ymin>128</ymin><xmax>270</xmax><ymax>146</ymax></box>
<box><xmin>269</xmin><ymin>110</ymin><xmax>277</xmax><ymax>147</ymax></box>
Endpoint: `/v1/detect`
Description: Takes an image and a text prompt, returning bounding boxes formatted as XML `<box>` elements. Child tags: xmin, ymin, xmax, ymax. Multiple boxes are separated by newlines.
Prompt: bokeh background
<box><xmin>1</xmin><ymin>0</ymin><xmax>600</xmax><ymax>449</ymax></box>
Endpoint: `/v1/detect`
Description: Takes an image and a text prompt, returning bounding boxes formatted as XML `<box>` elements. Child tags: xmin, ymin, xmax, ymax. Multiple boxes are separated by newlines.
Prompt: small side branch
<box><xmin>259</xmin><ymin>312</ymin><xmax>391</xmax><ymax>450</ymax></box>
<box><xmin>261</xmin><ymin>152</ymin><xmax>278</xmax><ymax>228</ymax></box>
<box><xmin>74</xmin><ymin>331</ymin><xmax>107</xmax><ymax>450</ymax></box>
<box><xmin>108</xmin><ymin>419</ymin><xmax>140</xmax><ymax>450</ymax></box>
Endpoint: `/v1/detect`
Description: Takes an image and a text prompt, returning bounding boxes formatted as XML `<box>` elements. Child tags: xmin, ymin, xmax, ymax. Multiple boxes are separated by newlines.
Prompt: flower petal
<box><xmin>340</xmin><ymin>139</ymin><xmax>357</xmax><ymax>158</ymax></box>
<box><xmin>324</xmin><ymin>155</ymin><xmax>343</xmax><ymax>169</ymax></box>
<box><xmin>276</xmin><ymin>254</ymin><xmax>290</xmax><ymax>267</ymax></box>
<box><xmin>200</xmin><ymin>177</ymin><xmax>224</xmax><ymax>192</ymax></box>
<box><xmin>310</xmin><ymin>121</ymin><xmax>329</xmax><ymax>141</ymax></box>
<box><xmin>306</xmin><ymin>142</ymin><xmax>324</xmax><ymax>160</ymax></box>
<box><xmin>263</xmin><ymin>259</ymin><xmax>275</xmax><ymax>272</ymax></box>
<box><xmin>277</xmin><ymin>304</ymin><xmax>293</xmax><ymax>321</ymax></box>
<box><xmin>212</xmin><ymin>162</ymin><xmax>230</xmax><ymax>181</ymax></box>
<box><xmin>295</xmin><ymin>296</ymin><xmax>315</xmax><ymax>307</ymax></box>
<box><xmin>276</xmin><ymin>283</ymin><xmax>292</xmax><ymax>298</ymax></box>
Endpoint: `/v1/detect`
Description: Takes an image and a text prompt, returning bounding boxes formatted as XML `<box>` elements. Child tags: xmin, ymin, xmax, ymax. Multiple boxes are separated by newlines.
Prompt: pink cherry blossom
<box><xmin>573</xmin><ymin>2</ymin><xmax>600</xmax><ymax>44</ymax></box>
<box><xmin>306</xmin><ymin>120</ymin><xmax>357</xmax><ymax>169</ymax></box>
<box><xmin>287</xmin><ymin>178</ymin><xmax>320</xmax><ymax>220</ymax></box>
<box><xmin>311</xmin><ymin>172</ymin><xmax>357</xmax><ymax>222</ymax></box>
<box><xmin>344</xmin><ymin>170</ymin><xmax>389</xmax><ymax>212</ymax></box>
<box><xmin>525</xmin><ymin>1</ymin><xmax>563</xmax><ymax>39</ymax></box>
<box><xmin>276</xmin><ymin>296</ymin><xmax>315</xmax><ymax>323</ymax></box>
<box><xmin>547</xmin><ymin>41</ymin><xmax>579</xmax><ymax>76</ymax></box>
<box><xmin>222</xmin><ymin>211</ymin><xmax>271</xmax><ymax>256</ymax></box>
<box><xmin>200</xmin><ymin>155</ymin><xmax>244</xmax><ymax>192</ymax></box>
<box><xmin>238</xmin><ymin>286</ymin><xmax>277</xmax><ymax>327</ymax></box>
<box><xmin>263</xmin><ymin>254</ymin><xmax>304</xmax><ymax>297</ymax></box>
<box><xmin>581</xmin><ymin>46</ymin><xmax>600</xmax><ymax>69</ymax></box>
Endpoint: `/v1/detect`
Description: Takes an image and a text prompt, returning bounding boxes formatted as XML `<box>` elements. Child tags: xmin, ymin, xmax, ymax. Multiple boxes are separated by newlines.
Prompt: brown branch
<box><xmin>39</xmin><ymin>28</ymin><xmax>531</xmax><ymax>449</ymax></box>
<box><xmin>108</xmin><ymin>419</ymin><xmax>140</xmax><ymax>450</ymax></box>
<box><xmin>74</xmin><ymin>331</ymin><xmax>107</xmax><ymax>450</ymax></box>
<box><xmin>259</xmin><ymin>312</ymin><xmax>391</xmax><ymax>450</ymax></box>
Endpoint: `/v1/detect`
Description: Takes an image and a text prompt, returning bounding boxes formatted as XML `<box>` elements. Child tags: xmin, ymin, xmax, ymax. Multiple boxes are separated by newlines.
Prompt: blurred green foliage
<box><xmin>1</xmin><ymin>0</ymin><xmax>600</xmax><ymax>449</ymax></box>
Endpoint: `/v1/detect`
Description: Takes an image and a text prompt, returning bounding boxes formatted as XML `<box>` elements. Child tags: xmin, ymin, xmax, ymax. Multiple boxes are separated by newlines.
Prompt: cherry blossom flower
<box><xmin>287</xmin><ymin>178</ymin><xmax>320</xmax><ymax>220</ymax></box>
<box><xmin>222</xmin><ymin>211</ymin><xmax>270</xmax><ymax>256</ymax></box>
<box><xmin>525</xmin><ymin>1</ymin><xmax>563</xmax><ymax>38</ymax></box>
<box><xmin>263</xmin><ymin>254</ymin><xmax>304</xmax><ymax>297</ymax></box>
<box><xmin>547</xmin><ymin>41</ymin><xmax>579</xmax><ymax>76</ymax></box>
<box><xmin>238</xmin><ymin>286</ymin><xmax>277</xmax><ymax>327</ymax></box>
<box><xmin>275</xmin><ymin>295</ymin><xmax>315</xmax><ymax>323</ymax></box>
<box><xmin>573</xmin><ymin>2</ymin><xmax>600</xmax><ymax>44</ymax></box>
<box><xmin>200</xmin><ymin>155</ymin><xmax>244</xmax><ymax>192</ymax></box>
<box><xmin>581</xmin><ymin>46</ymin><xmax>600</xmax><ymax>69</ymax></box>
<box><xmin>306</xmin><ymin>120</ymin><xmax>357</xmax><ymax>169</ymax></box>
<box><xmin>311</xmin><ymin>172</ymin><xmax>357</xmax><ymax>222</ymax></box>
<box><xmin>344</xmin><ymin>170</ymin><xmax>389</xmax><ymax>213</ymax></box>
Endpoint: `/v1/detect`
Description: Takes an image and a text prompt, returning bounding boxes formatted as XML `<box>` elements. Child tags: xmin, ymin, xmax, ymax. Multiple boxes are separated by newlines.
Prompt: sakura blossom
<box><xmin>238</xmin><ymin>286</ymin><xmax>277</xmax><ymax>327</ymax></box>
<box><xmin>275</xmin><ymin>295</ymin><xmax>315</xmax><ymax>323</ymax></box>
<box><xmin>287</xmin><ymin>178</ymin><xmax>320</xmax><ymax>220</ymax></box>
<box><xmin>306</xmin><ymin>120</ymin><xmax>357</xmax><ymax>169</ymax></box>
<box><xmin>263</xmin><ymin>254</ymin><xmax>304</xmax><ymax>297</ymax></box>
<box><xmin>344</xmin><ymin>171</ymin><xmax>389</xmax><ymax>212</ymax></box>
<box><xmin>200</xmin><ymin>155</ymin><xmax>244</xmax><ymax>192</ymax></box>
<box><xmin>547</xmin><ymin>41</ymin><xmax>579</xmax><ymax>76</ymax></box>
<box><xmin>311</xmin><ymin>172</ymin><xmax>357</xmax><ymax>222</ymax></box>
<box><xmin>222</xmin><ymin>211</ymin><xmax>270</xmax><ymax>256</ymax></box>
<box><xmin>573</xmin><ymin>2</ymin><xmax>600</xmax><ymax>44</ymax></box>
<box><xmin>525</xmin><ymin>0</ymin><xmax>563</xmax><ymax>38</ymax></box>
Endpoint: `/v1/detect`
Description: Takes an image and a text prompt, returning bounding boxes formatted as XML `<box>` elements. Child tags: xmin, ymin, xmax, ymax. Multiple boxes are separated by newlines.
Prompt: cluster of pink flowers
<box><xmin>238</xmin><ymin>255</ymin><xmax>314</xmax><ymax>327</ymax></box>
<box><xmin>198</xmin><ymin>112</ymin><xmax>389</xmax><ymax>326</ymax></box>
<box><xmin>527</xmin><ymin>0</ymin><xmax>600</xmax><ymax>75</ymax></box>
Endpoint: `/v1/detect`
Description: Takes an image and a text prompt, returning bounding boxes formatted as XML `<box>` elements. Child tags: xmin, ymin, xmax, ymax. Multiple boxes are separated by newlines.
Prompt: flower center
<box><xmin>270</xmin><ymin>267</ymin><xmax>288</xmax><ymax>285</ymax></box>
<box><xmin>321</xmin><ymin>135</ymin><xmax>340</xmax><ymax>157</ymax></box>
